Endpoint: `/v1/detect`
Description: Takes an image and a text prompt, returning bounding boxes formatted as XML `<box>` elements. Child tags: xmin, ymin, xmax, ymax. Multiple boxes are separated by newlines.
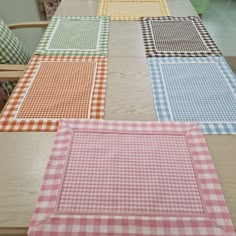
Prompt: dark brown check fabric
<box><xmin>141</xmin><ymin>16</ymin><xmax>222</xmax><ymax>57</ymax></box>
<box><xmin>151</xmin><ymin>21</ymin><xmax>209</xmax><ymax>52</ymax></box>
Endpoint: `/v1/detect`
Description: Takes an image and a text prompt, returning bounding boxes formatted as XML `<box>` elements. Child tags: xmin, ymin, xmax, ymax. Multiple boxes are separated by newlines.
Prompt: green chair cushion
<box><xmin>0</xmin><ymin>19</ymin><xmax>29</xmax><ymax>65</ymax></box>
<box><xmin>0</xmin><ymin>19</ymin><xmax>30</xmax><ymax>110</ymax></box>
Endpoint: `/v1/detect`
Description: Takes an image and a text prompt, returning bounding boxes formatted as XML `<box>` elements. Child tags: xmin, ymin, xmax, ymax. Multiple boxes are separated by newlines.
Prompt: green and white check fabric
<box><xmin>0</xmin><ymin>19</ymin><xmax>29</xmax><ymax>105</ymax></box>
<box><xmin>1</xmin><ymin>81</ymin><xmax>17</xmax><ymax>96</ymax></box>
<box><xmin>0</xmin><ymin>19</ymin><xmax>29</xmax><ymax>65</ymax></box>
<box><xmin>35</xmin><ymin>16</ymin><xmax>110</xmax><ymax>56</ymax></box>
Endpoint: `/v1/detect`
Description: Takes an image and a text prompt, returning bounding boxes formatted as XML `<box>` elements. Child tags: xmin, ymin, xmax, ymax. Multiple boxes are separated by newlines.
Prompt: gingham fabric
<box><xmin>28</xmin><ymin>119</ymin><xmax>235</xmax><ymax>236</ymax></box>
<box><xmin>1</xmin><ymin>81</ymin><xmax>17</xmax><ymax>96</ymax></box>
<box><xmin>0</xmin><ymin>85</ymin><xmax>8</xmax><ymax>111</ymax></box>
<box><xmin>34</xmin><ymin>16</ymin><xmax>109</xmax><ymax>56</ymax></box>
<box><xmin>141</xmin><ymin>16</ymin><xmax>222</xmax><ymax>57</ymax></box>
<box><xmin>0</xmin><ymin>81</ymin><xmax>17</xmax><ymax>113</ymax></box>
<box><xmin>0</xmin><ymin>56</ymin><xmax>107</xmax><ymax>131</ymax></box>
<box><xmin>0</xmin><ymin>19</ymin><xmax>29</xmax><ymax>103</ymax></box>
<box><xmin>0</xmin><ymin>19</ymin><xmax>29</xmax><ymax>65</ymax></box>
<box><xmin>148</xmin><ymin>56</ymin><xmax>236</xmax><ymax>134</ymax></box>
<box><xmin>97</xmin><ymin>0</ymin><xmax>170</xmax><ymax>21</ymax></box>
<box><xmin>17</xmin><ymin>62</ymin><xmax>97</xmax><ymax>118</ymax></box>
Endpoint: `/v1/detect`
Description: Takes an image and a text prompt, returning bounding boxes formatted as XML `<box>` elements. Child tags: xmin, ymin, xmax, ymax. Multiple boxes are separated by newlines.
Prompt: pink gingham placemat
<box><xmin>28</xmin><ymin>119</ymin><xmax>235</xmax><ymax>236</ymax></box>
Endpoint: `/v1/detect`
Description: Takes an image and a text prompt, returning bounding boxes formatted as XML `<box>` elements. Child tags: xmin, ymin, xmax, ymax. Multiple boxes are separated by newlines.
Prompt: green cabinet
<box><xmin>190</xmin><ymin>0</ymin><xmax>210</xmax><ymax>15</ymax></box>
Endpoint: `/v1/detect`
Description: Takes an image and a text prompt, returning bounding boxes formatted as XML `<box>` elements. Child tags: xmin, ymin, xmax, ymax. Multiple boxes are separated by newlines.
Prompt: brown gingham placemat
<box><xmin>141</xmin><ymin>16</ymin><xmax>222</xmax><ymax>57</ymax></box>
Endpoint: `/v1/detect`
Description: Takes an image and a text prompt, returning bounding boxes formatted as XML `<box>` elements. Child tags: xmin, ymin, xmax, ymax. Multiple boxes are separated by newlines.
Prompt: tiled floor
<box><xmin>202</xmin><ymin>0</ymin><xmax>236</xmax><ymax>56</ymax></box>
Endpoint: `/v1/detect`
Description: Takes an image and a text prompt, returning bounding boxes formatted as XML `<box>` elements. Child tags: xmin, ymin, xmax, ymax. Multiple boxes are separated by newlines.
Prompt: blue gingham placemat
<box><xmin>148</xmin><ymin>56</ymin><xmax>236</xmax><ymax>134</ymax></box>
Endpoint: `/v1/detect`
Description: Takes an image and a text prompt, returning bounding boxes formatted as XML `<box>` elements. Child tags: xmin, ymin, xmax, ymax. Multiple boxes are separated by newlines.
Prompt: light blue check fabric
<box><xmin>148</xmin><ymin>56</ymin><xmax>236</xmax><ymax>134</ymax></box>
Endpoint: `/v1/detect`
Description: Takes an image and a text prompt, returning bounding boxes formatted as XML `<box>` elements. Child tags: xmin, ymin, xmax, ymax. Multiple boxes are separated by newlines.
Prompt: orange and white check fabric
<box><xmin>17</xmin><ymin>62</ymin><xmax>96</xmax><ymax>118</ymax></box>
<box><xmin>0</xmin><ymin>55</ymin><xmax>107</xmax><ymax>131</ymax></box>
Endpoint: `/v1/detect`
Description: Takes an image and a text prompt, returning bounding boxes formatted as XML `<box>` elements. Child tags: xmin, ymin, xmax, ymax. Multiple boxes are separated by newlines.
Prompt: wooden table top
<box><xmin>0</xmin><ymin>0</ymin><xmax>235</xmax><ymax>235</ymax></box>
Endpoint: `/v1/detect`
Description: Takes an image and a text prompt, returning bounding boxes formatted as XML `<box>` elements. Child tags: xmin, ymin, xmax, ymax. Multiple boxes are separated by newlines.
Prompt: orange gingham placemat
<box><xmin>97</xmin><ymin>0</ymin><xmax>170</xmax><ymax>20</ymax></box>
<box><xmin>0</xmin><ymin>55</ymin><xmax>107</xmax><ymax>132</ymax></box>
<box><xmin>17</xmin><ymin>62</ymin><xmax>96</xmax><ymax>118</ymax></box>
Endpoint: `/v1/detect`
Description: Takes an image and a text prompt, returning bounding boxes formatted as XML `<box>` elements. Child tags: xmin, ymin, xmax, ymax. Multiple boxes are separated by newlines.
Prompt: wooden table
<box><xmin>0</xmin><ymin>0</ymin><xmax>235</xmax><ymax>235</ymax></box>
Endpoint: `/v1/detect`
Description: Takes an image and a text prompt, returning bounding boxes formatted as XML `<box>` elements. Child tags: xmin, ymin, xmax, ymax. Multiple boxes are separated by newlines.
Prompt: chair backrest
<box><xmin>0</xmin><ymin>84</ymin><xmax>8</xmax><ymax>111</ymax></box>
<box><xmin>0</xmin><ymin>19</ymin><xmax>30</xmax><ymax>65</ymax></box>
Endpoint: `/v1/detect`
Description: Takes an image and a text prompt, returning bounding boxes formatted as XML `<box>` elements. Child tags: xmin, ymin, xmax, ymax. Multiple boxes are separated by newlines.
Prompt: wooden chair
<box><xmin>0</xmin><ymin>20</ymin><xmax>48</xmax><ymax>111</ymax></box>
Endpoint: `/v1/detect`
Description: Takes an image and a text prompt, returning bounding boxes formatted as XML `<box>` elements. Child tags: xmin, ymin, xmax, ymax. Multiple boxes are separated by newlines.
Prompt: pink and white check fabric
<box><xmin>28</xmin><ymin>120</ymin><xmax>235</xmax><ymax>236</ymax></box>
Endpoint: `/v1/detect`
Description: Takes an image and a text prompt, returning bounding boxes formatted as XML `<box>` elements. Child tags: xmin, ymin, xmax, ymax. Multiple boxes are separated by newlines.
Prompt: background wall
<box><xmin>202</xmin><ymin>0</ymin><xmax>236</xmax><ymax>56</ymax></box>
<box><xmin>0</xmin><ymin>0</ymin><xmax>46</xmax><ymax>56</ymax></box>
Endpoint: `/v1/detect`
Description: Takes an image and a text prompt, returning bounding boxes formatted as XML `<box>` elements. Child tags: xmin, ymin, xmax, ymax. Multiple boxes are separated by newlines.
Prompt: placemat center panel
<box><xmin>48</xmin><ymin>19</ymin><xmax>100</xmax><ymax>50</ymax></box>
<box><xmin>16</xmin><ymin>62</ymin><xmax>96</xmax><ymax>119</ymax></box>
<box><xmin>107</xmin><ymin>2</ymin><xmax>164</xmax><ymax>17</ymax></box>
<box><xmin>161</xmin><ymin>62</ymin><xmax>236</xmax><ymax>122</ymax></box>
<box><xmin>150</xmin><ymin>21</ymin><xmax>209</xmax><ymax>52</ymax></box>
<box><xmin>57</xmin><ymin>131</ymin><xmax>204</xmax><ymax>216</ymax></box>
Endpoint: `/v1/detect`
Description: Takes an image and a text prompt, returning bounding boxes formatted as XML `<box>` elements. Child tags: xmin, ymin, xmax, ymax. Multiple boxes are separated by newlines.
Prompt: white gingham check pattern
<box><xmin>16</xmin><ymin>61</ymin><xmax>97</xmax><ymax>119</ymax></box>
<box><xmin>141</xmin><ymin>16</ymin><xmax>222</xmax><ymax>57</ymax></box>
<box><xmin>0</xmin><ymin>19</ymin><xmax>30</xmax><ymax>99</ymax></box>
<box><xmin>34</xmin><ymin>16</ymin><xmax>109</xmax><ymax>56</ymax></box>
<box><xmin>48</xmin><ymin>19</ymin><xmax>101</xmax><ymax>50</ymax></box>
<box><xmin>0</xmin><ymin>19</ymin><xmax>29</xmax><ymax>65</ymax></box>
<box><xmin>58</xmin><ymin>132</ymin><xmax>204</xmax><ymax>215</ymax></box>
<box><xmin>97</xmin><ymin>0</ymin><xmax>170</xmax><ymax>21</ymax></box>
<box><xmin>0</xmin><ymin>56</ymin><xmax>107</xmax><ymax>132</ymax></box>
<box><xmin>148</xmin><ymin>56</ymin><xmax>236</xmax><ymax>134</ymax></box>
<box><xmin>28</xmin><ymin>119</ymin><xmax>235</xmax><ymax>236</ymax></box>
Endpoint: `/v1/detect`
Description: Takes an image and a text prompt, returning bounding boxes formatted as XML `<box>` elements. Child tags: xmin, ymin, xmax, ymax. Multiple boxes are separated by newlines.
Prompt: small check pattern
<box><xmin>28</xmin><ymin>119</ymin><xmax>235</xmax><ymax>236</ymax></box>
<box><xmin>97</xmin><ymin>0</ymin><xmax>170</xmax><ymax>21</ymax></box>
<box><xmin>34</xmin><ymin>16</ymin><xmax>109</xmax><ymax>56</ymax></box>
<box><xmin>0</xmin><ymin>81</ymin><xmax>17</xmax><ymax>96</ymax></box>
<box><xmin>58</xmin><ymin>131</ymin><xmax>204</xmax><ymax>215</ymax></box>
<box><xmin>48</xmin><ymin>19</ymin><xmax>101</xmax><ymax>50</ymax></box>
<box><xmin>148</xmin><ymin>56</ymin><xmax>236</xmax><ymax>134</ymax></box>
<box><xmin>17</xmin><ymin>61</ymin><xmax>96</xmax><ymax>119</ymax></box>
<box><xmin>141</xmin><ymin>16</ymin><xmax>222</xmax><ymax>57</ymax></box>
<box><xmin>0</xmin><ymin>19</ymin><xmax>29</xmax><ymax>98</ymax></box>
<box><xmin>0</xmin><ymin>56</ymin><xmax>107</xmax><ymax>132</ymax></box>
<box><xmin>0</xmin><ymin>19</ymin><xmax>29</xmax><ymax>65</ymax></box>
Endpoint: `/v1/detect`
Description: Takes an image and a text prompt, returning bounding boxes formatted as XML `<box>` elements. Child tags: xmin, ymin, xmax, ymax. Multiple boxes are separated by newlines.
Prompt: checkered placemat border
<box><xmin>0</xmin><ymin>56</ymin><xmax>107</xmax><ymax>132</ymax></box>
<box><xmin>148</xmin><ymin>56</ymin><xmax>236</xmax><ymax>134</ymax></box>
<box><xmin>141</xmin><ymin>16</ymin><xmax>222</xmax><ymax>57</ymax></box>
<box><xmin>97</xmin><ymin>0</ymin><xmax>170</xmax><ymax>21</ymax></box>
<box><xmin>28</xmin><ymin>119</ymin><xmax>235</xmax><ymax>236</ymax></box>
<box><xmin>34</xmin><ymin>16</ymin><xmax>109</xmax><ymax>56</ymax></box>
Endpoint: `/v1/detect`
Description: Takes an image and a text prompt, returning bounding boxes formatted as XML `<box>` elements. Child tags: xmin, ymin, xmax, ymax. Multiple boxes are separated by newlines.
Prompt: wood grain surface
<box><xmin>0</xmin><ymin>0</ymin><xmax>235</xmax><ymax>235</ymax></box>
<box><xmin>0</xmin><ymin>133</ymin><xmax>55</xmax><ymax>230</ymax></box>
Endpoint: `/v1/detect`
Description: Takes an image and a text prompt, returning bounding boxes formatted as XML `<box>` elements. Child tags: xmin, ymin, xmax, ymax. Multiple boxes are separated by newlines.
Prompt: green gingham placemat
<box><xmin>34</xmin><ymin>16</ymin><xmax>109</xmax><ymax>56</ymax></box>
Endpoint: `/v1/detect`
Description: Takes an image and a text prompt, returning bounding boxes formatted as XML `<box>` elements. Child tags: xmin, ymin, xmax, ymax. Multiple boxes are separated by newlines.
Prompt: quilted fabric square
<box><xmin>148</xmin><ymin>56</ymin><xmax>236</xmax><ymax>134</ymax></box>
<box><xmin>28</xmin><ymin>119</ymin><xmax>235</xmax><ymax>236</ymax></box>
<box><xmin>0</xmin><ymin>56</ymin><xmax>107</xmax><ymax>131</ymax></box>
<box><xmin>34</xmin><ymin>16</ymin><xmax>109</xmax><ymax>56</ymax></box>
<box><xmin>97</xmin><ymin>0</ymin><xmax>170</xmax><ymax>20</ymax></box>
<box><xmin>141</xmin><ymin>16</ymin><xmax>222</xmax><ymax>57</ymax></box>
